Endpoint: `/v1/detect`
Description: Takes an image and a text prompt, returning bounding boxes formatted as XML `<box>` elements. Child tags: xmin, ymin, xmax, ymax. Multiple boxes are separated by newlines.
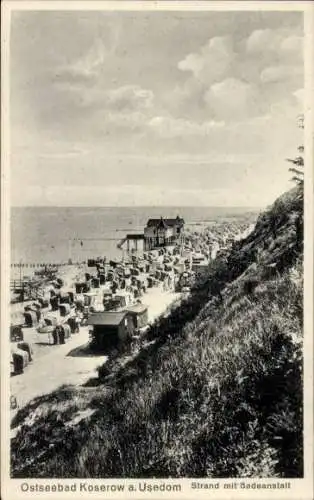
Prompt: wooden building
<box><xmin>125</xmin><ymin>303</ymin><xmax>149</xmax><ymax>330</ymax></box>
<box><xmin>144</xmin><ymin>216</ymin><xmax>185</xmax><ymax>250</ymax></box>
<box><xmin>87</xmin><ymin>311</ymin><xmax>134</xmax><ymax>350</ymax></box>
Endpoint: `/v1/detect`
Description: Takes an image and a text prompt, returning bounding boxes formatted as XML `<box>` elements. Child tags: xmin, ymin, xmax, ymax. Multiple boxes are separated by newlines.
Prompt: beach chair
<box><xmin>57</xmin><ymin>326</ymin><xmax>65</xmax><ymax>344</ymax></box>
<box><xmin>10</xmin><ymin>325</ymin><xmax>24</xmax><ymax>342</ymax></box>
<box><xmin>67</xmin><ymin>316</ymin><xmax>80</xmax><ymax>334</ymax></box>
<box><xmin>92</xmin><ymin>277</ymin><xmax>100</xmax><ymax>288</ymax></box>
<box><xmin>99</xmin><ymin>273</ymin><xmax>106</xmax><ymax>285</ymax></box>
<box><xmin>24</xmin><ymin>311</ymin><xmax>37</xmax><ymax>328</ymax></box>
<box><xmin>12</xmin><ymin>352</ymin><xmax>25</xmax><ymax>374</ymax></box>
<box><xmin>59</xmin><ymin>304</ymin><xmax>71</xmax><ymax>317</ymax></box>
<box><xmin>50</xmin><ymin>296</ymin><xmax>60</xmax><ymax>311</ymax></box>
<box><xmin>62</xmin><ymin>324</ymin><xmax>71</xmax><ymax>340</ymax></box>
<box><xmin>17</xmin><ymin>342</ymin><xmax>33</xmax><ymax>362</ymax></box>
<box><xmin>59</xmin><ymin>292</ymin><xmax>71</xmax><ymax>304</ymax></box>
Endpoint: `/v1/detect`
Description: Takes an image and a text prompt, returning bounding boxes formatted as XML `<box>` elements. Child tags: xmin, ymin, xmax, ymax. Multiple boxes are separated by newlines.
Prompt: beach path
<box><xmin>10</xmin><ymin>265</ymin><xmax>181</xmax><ymax>412</ymax></box>
<box><xmin>11</xmin><ymin>326</ymin><xmax>106</xmax><ymax>410</ymax></box>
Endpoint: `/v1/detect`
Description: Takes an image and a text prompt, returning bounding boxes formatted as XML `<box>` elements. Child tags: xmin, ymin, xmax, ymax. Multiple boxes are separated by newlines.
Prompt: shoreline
<box><xmin>10</xmin><ymin>217</ymin><xmax>256</xmax><ymax>413</ymax></box>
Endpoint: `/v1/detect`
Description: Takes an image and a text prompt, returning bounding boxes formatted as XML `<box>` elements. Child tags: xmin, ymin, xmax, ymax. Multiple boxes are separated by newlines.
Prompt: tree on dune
<box><xmin>286</xmin><ymin>114</ymin><xmax>304</xmax><ymax>185</ymax></box>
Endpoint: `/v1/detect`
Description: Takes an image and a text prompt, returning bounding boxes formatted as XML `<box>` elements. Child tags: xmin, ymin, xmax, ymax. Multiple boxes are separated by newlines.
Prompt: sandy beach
<box><xmin>10</xmin><ymin>263</ymin><xmax>181</xmax><ymax>411</ymax></box>
<box><xmin>10</xmin><ymin>215</ymin><xmax>254</xmax><ymax>415</ymax></box>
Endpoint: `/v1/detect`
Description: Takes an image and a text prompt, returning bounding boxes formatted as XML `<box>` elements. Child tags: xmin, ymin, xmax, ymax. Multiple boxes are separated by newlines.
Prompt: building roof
<box><xmin>146</xmin><ymin>216</ymin><xmax>185</xmax><ymax>229</ymax></box>
<box><xmin>86</xmin><ymin>311</ymin><xmax>127</xmax><ymax>326</ymax></box>
<box><xmin>126</xmin><ymin>303</ymin><xmax>148</xmax><ymax>314</ymax></box>
<box><xmin>126</xmin><ymin>233</ymin><xmax>145</xmax><ymax>240</ymax></box>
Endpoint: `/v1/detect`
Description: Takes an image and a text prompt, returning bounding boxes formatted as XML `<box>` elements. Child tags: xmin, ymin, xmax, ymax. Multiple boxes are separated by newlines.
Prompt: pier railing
<box><xmin>10</xmin><ymin>262</ymin><xmax>83</xmax><ymax>270</ymax></box>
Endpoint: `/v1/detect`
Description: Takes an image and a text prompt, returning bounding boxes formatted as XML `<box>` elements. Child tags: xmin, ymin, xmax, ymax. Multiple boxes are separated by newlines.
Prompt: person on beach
<box><xmin>52</xmin><ymin>327</ymin><xmax>58</xmax><ymax>345</ymax></box>
<box><xmin>58</xmin><ymin>326</ymin><xmax>65</xmax><ymax>344</ymax></box>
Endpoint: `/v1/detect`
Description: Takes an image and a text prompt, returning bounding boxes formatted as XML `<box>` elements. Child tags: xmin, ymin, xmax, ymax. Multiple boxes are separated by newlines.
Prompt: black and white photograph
<box><xmin>1</xmin><ymin>1</ymin><xmax>313</xmax><ymax>498</ymax></box>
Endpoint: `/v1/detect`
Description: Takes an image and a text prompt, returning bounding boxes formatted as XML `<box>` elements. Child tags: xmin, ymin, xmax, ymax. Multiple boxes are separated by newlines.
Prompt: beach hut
<box><xmin>126</xmin><ymin>303</ymin><xmax>149</xmax><ymax>330</ymax></box>
<box><xmin>87</xmin><ymin>311</ymin><xmax>134</xmax><ymax>351</ymax></box>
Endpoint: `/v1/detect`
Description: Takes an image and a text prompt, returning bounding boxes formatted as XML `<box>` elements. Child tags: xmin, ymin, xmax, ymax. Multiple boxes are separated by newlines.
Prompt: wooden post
<box><xmin>68</xmin><ymin>239</ymin><xmax>72</xmax><ymax>263</ymax></box>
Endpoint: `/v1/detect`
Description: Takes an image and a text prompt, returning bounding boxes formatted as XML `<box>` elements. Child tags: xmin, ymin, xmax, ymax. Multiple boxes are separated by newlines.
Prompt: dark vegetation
<box><xmin>11</xmin><ymin>186</ymin><xmax>303</xmax><ymax>478</ymax></box>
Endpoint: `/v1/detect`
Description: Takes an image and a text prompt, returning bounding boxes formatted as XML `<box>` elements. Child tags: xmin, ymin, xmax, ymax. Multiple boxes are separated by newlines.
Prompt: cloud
<box><xmin>246</xmin><ymin>29</ymin><xmax>303</xmax><ymax>62</ymax></box>
<box><xmin>260</xmin><ymin>65</ymin><xmax>303</xmax><ymax>84</ymax></box>
<box><xmin>10</xmin><ymin>12</ymin><xmax>304</xmax><ymax>208</ymax></box>
<box><xmin>280</xmin><ymin>35</ymin><xmax>303</xmax><ymax>55</ymax></box>
<box><xmin>51</xmin><ymin>81</ymin><xmax>154</xmax><ymax>118</ymax></box>
<box><xmin>246</xmin><ymin>28</ymin><xmax>279</xmax><ymax>53</ymax></box>
<box><xmin>178</xmin><ymin>36</ymin><xmax>235</xmax><ymax>85</ymax></box>
<box><xmin>106</xmin><ymin>86</ymin><xmax>154</xmax><ymax>111</ymax></box>
<box><xmin>204</xmin><ymin>78</ymin><xmax>261</xmax><ymax>120</ymax></box>
<box><xmin>148</xmin><ymin>115</ymin><xmax>224</xmax><ymax>138</ymax></box>
<box><xmin>174</xmin><ymin>27</ymin><xmax>303</xmax><ymax>122</ymax></box>
<box><xmin>55</xmin><ymin>38</ymin><xmax>109</xmax><ymax>84</ymax></box>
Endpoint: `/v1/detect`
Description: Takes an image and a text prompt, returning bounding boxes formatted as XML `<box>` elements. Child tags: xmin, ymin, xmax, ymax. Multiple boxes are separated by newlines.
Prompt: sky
<box><xmin>10</xmin><ymin>9</ymin><xmax>304</xmax><ymax>207</ymax></box>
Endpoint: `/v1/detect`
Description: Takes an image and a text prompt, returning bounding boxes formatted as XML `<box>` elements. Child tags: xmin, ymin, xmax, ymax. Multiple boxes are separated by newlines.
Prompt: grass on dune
<box><xmin>11</xmin><ymin>186</ymin><xmax>303</xmax><ymax>478</ymax></box>
<box><xmin>11</xmin><ymin>260</ymin><xmax>303</xmax><ymax>478</ymax></box>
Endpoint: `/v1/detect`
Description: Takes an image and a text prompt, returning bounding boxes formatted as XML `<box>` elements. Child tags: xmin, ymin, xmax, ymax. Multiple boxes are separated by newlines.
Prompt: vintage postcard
<box><xmin>1</xmin><ymin>1</ymin><xmax>313</xmax><ymax>499</ymax></box>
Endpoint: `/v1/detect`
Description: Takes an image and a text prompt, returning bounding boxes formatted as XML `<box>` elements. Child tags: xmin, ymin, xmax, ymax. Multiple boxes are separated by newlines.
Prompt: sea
<box><xmin>10</xmin><ymin>206</ymin><xmax>260</xmax><ymax>272</ymax></box>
